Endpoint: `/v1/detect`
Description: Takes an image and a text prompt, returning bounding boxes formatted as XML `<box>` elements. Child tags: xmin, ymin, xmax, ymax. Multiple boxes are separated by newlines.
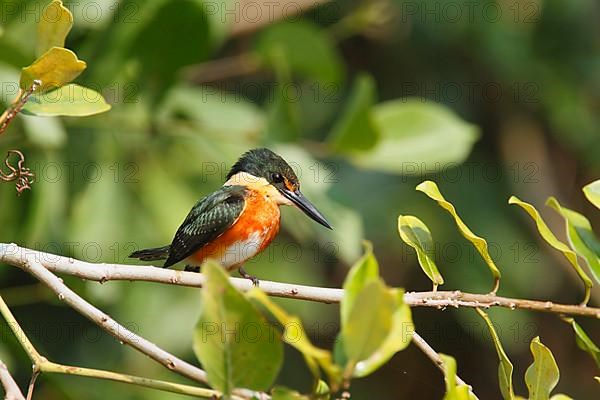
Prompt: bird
<box><xmin>129</xmin><ymin>148</ymin><xmax>332</xmax><ymax>285</ymax></box>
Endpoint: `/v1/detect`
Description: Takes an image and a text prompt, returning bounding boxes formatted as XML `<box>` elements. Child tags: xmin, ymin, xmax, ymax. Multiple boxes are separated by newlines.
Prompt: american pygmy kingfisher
<box><xmin>129</xmin><ymin>148</ymin><xmax>332</xmax><ymax>285</ymax></box>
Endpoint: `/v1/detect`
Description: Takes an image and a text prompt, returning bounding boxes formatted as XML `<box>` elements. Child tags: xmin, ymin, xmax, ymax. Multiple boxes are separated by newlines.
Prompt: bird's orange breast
<box><xmin>188</xmin><ymin>189</ymin><xmax>281</xmax><ymax>269</ymax></box>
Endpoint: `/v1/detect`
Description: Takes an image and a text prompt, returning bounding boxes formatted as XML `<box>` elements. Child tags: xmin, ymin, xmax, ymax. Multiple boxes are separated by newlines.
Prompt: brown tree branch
<box><xmin>2</xmin><ymin>244</ymin><xmax>596</xmax><ymax>319</ymax></box>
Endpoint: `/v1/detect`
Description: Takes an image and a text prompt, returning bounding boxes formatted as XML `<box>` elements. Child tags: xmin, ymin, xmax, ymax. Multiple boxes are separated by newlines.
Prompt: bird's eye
<box><xmin>271</xmin><ymin>172</ymin><xmax>284</xmax><ymax>183</ymax></box>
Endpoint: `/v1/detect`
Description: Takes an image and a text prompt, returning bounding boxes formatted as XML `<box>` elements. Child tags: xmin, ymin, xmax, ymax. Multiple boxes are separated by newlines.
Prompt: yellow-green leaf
<box><xmin>440</xmin><ymin>354</ymin><xmax>472</xmax><ymax>400</ymax></box>
<box><xmin>340</xmin><ymin>241</ymin><xmax>379</xmax><ymax>327</ymax></box>
<box><xmin>342</xmin><ymin>279</ymin><xmax>395</xmax><ymax>371</ymax></box>
<box><xmin>417</xmin><ymin>180</ymin><xmax>500</xmax><ymax>292</ymax></box>
<box><xmin>314</xmin><ymin>380</ymin><xmax>330</xmax><ymax>400</ymax></box>
<box><xmin>549</xmin><ymin>395</ymin><xmax>573</xmax><ymax>400</ymax></box>
<box><xmin>583</xmin><ymin>180</ymin><xmax>600</xmax><ymax>210</ymax></box>
<box><xmin>525</xmin><ymin>337</ymin><xmax>560</xmax><ymax>400</ymax></box>
<box><xmin>547</xmin><ymin>197</ymin><xmax>600</xmax><ymax>284</ymax></box>
<box><xmin>247</xmin><ymin>289</ymin><xmax>341</xmax><ymax>389</ymax></box>
<box><xmin>192</xmin><ymin>262</ymin><xmax>283</xmax><ymax>395</ymax></box>
<box><xmin>509</xmin><ymin>196</ymin><xmax>592</xmax><ymax>304</ymax></box>
<box><xmin>22</xmin><ymin>84</ymin><xmax>111</xmax><ymax>117</ymax></box>
<box><xmin>353</xmin><ymin>288</ymin><xmax>414</xmax><ymax>377</ymax></box>
<box><xmin>563</xmin><ymin>317</ymin><xmax>600</xmax><ymax>369</ymax></box>
<box><xmin>36</xmin><ymin>0</ymin><xmax>73</xmax><ymax>56</ymax></box>
<box><xmin>398</xmin><ymin>215</ymin><xmax>444</xmax><ymax>288</ymax></box>
<box><xmin>476</xmin><ymin>309</ymin><xmax>515</xmax><ymax>400</ymax></box>
<box><xmin>20</xmin><ymin>47</ymin><xmax>86</xmax><ymax>92</ymax></box>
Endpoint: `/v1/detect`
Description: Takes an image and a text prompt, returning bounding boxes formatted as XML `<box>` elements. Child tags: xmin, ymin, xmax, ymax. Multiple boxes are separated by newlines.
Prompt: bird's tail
<box><xmin>129</xmin><ymin>245</ymin><xmax>170</xmax><ymax>261</ymax></box>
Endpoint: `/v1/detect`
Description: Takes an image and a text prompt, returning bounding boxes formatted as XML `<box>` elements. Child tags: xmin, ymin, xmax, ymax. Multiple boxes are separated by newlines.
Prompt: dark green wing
<box><xmin>164</xmin><ymin>185</ymin><xmax>247</xmax><ymax>268</ymax></box>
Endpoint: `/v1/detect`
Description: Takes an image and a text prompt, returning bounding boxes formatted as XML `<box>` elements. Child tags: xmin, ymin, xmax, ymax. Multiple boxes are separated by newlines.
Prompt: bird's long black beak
<box><xmin>281</xmin><ymin>189</ymin><xmax>333</xmax><ymax>230</ymax></box>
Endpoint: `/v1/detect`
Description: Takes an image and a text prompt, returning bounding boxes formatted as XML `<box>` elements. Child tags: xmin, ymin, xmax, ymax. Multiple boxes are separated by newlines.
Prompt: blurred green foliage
<box><xmin>1</xmin><ymin>0</ymin><xmax>600</xmax><ymax>398</ymax></box>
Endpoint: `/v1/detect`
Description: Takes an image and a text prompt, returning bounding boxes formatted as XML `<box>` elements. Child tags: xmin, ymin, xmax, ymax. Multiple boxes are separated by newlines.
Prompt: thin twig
<box><xmin>0</xmin><ymin>360</ymin><xmax>25</xmax><ymax>400</ymax></box>
<box><xmin>25</xmin><ymin>371</ymin><xmax>38</xmax><ymax>400</ymax></box>
<box><xmin>0</xmin><ymin>81</ymin><xmax>40</xmax><ymax>135</ymax></box>
<box><xmin>39</xmin><ymin>362</ymin><xmax>242</xmax><ymax>399</ymax></box>
<box><xmin>0</xmin><ymin>295</ymin><xmax>45</xmax><ymax>365</ymax></box>
<box><xmin>2</xmin><ymin>244</ymin><xmax>597</xmax><ymax>319</ymax></box>
<box><xmin>411</xmin><ymin>333</ymin><xmax>469</xmax><ymax>388</ymax></box>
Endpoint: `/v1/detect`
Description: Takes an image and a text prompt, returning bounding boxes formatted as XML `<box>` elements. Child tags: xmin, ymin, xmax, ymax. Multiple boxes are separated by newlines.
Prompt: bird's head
<box><xmin>225</xmin><ymin>148</ymin><xmax>332</xmax><ymax>229</ymax></box>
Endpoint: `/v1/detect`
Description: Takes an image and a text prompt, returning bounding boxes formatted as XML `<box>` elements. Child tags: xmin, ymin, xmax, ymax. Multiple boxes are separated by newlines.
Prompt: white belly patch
<box><xmin>219</xmin><ymin>231</ymin><xmax>265</xmax><ymax>269</ymax></box>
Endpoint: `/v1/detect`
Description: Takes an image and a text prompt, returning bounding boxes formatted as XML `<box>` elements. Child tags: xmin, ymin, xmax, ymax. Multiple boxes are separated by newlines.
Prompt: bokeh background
<box><xmin>1</xmin><ymin>0</ymin><xmax>600</xmax><ymax>398</ymax></box>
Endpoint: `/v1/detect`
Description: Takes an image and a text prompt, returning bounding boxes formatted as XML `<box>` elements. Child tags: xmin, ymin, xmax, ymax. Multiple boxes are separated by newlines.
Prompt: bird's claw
<box><xmin>239</xmin><ymin>267</ymin><xmax>260</xmax><ymax>287</ymax></box>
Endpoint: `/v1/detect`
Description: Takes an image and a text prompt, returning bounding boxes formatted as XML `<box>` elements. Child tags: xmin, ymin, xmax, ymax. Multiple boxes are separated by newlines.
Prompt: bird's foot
<box><xmin>239</xmin><ymin>267</ymin><xmax>259</xmax><ymax>287</ymax></box>
<box><xmin>184</xmin><ymin>265</ymin><xmax>201</xmax><ymax>273</ymax></box>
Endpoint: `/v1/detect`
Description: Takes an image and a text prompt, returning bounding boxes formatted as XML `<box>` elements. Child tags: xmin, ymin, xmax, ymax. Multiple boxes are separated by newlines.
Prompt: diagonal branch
<box><xmin>0</xmin><ymin>360</ymin><xmax>25</xmax><ymax>400</ymax></box>
<box><xmin>2</xmin><ymin>244</ymin><xmax>597</xmax><ymax>319</ymax></box>
<box><xmin>17</xmin><ymin>255</ymin><xmax>210</xmax><ymax>385</ymax></box>
<box><xmin>410</xmin><ymin>332</ymin><xmax>477</xmax><ymax>396</ymax></box>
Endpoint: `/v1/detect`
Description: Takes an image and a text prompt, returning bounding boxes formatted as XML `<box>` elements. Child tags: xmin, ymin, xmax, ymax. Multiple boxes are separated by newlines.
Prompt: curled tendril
<box><xmin>0</xmin><ymin>150</ymin><xmax>34</xmax><ymax>195</ymax></box>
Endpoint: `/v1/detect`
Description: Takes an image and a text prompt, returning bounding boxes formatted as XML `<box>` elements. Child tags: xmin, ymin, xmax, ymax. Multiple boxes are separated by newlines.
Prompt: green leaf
<box><xmin>525</xmin><ymin>337</ymin><xmax>560</xmax><ymax>400</ymax></box>
<box><xmin>353</xmin><ymin>288</ymin><xmax>414</xmax><ymax>377</ymax></box>
<box><xmin>192</xmin><ymin>262</ymin><xmax>283</xmax><ymax>395</ymax></box>
<box><xmin>583</xmin><ymin>180</ymin><xmax>600</xmax><ymax>210</ymax></box>
<box><xmin>314</xmin><ymin>380</ymin><xmax>330</xmax><ymax>399</ymax></box>
<box><xmin>329</xmin><ymin>73</ymin><xmax>379</xmax><ymax>152</ymax></box>
<box><xmin>509</xmin><ymin>196</ymin><xmax>593</xmax><ymax>304</ymax></box>
<box><xmin>563</xmin><ymin>318</ymin><xmax>600</xmax><ymax>369</ymax></box>
<box><xmin>36</xmin><ymin>0</ymin><xmax>73</xmax><ymax>56</ymax></box>
<box><xmin>549</xmin><ymin>395</ymin><xmax>573</xmax><ymax>400</ymax></box>
<box><xmin>342</xmin><ymin>279</ymin><xmax>395</xmax><ymax>370</ymax></box>
<box><xmin>398</xmin><ymin>215</ymin><xmax>444</xmax><ymax>288</ymax></box>
<box><xmin>247</xmin><ymin>289</ymin><xmax>341</xmax><ymax>389</ymax></box>
<box><xmin>255</xmin><ymin>21</ymin><xmax>343</xmax><ymax>83</ymax></box>
<box><xmin>22</xmin><ymin>84</ymin><xmax>111</xmax><ymax>117</ymax></box>
<box><xmin>271</xmin><ymin>386</ymin><xmax>310</xmax><ymax>400</ymax></box>
<box><xmin>340</xmin><ymin>242</ymin><xmax>379</xmax><ymax>327</ymax></box>
<box><xmin>417</xmin><ymin>180</ymin><xmax>501</xmax><ymax>292</ymax></box>
<box><xmin>476</xmin><ymin>309</ymin><xmax>515</xmax><ymax>400</ymax></box>
<box><xmin>547</xmin><ymin>197</ymin><xmax>600</xmax><ymax>283</ymax></box>
<box><xmin>350</xmin><ymin>99</ymin><xmax>479</xmax><ymax>174</ymax></box>
<box><xmin>440</xmin><ymin>354</ymin><xmax>472</xmax><ymax>400</ymax></box>
<box><xmin>20</xmin><ymin>47</ymin><xmax>86</xmax><ymax>92</ymax></box>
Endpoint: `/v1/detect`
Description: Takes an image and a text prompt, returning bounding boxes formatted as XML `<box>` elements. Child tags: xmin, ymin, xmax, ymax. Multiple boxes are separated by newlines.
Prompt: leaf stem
<box><xmin>0</xmin><ymin>81</ymin><xmax>40</xmax><ymax>136</ymax></box>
